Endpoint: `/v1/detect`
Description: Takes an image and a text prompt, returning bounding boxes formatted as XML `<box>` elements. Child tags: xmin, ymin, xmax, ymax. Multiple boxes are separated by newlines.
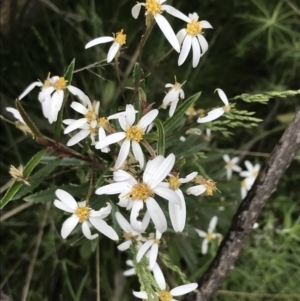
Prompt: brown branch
<box><xmin>184</xmin><ymin>108</ymin><xmax>300</xmax><ymax>301</ymax></box>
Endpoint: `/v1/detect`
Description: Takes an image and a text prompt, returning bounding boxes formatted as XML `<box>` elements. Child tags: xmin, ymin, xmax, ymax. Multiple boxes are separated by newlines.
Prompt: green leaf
<box><xmin>174</xmin><ymin>156</ymin><xmax>186</xmax><ymax>170</ymax></box>
<box><xmin>54</xmin><ymin>59</ymin><xmax>76</xmax><ymax>141</ymax></box>
<box><xmin>0</xmin><ymin>149</ymin><xmax>47</xmax><ymax>209</ymax></box>
<box><xmin>13</xmin><ymin>158</ymin><xmax>62</xmax><ymax>200</ymax></box>
<box><xmin>143</xmin><ymin>132</ymin><xmax>158</xmax><ymax>142</ymax></box>
<box><xmin>163</xmin><ymin>92</ymin><xmax>201</xmax><ymax>134</ymax></box>
<box><xmin>24</xmin><ymin>183</ymin><xmax>89</xmax><ymax>203</ymax></box>
<box><xmin>153</xmin><ymin>119</ymin><xmax>165</xmax><ymax>156</ymax></box>
<box><xmin>40</xmin><ymin>156</ymin><xmax>90</xmax><ymax>166</ymax></box>
<box><xmin>15</xmin><ymin>99</ymin><xmax>43</xmax><ymax>138</ymax></box>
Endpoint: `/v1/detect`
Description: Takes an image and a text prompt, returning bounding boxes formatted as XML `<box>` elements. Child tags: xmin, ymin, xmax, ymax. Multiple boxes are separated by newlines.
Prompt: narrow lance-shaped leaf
<box><xmin>15</xmin><ymin>99</ymin><xmax>43</xmax><ymax>138</ymax></box>
<box><xmin>153</xmin><ymin>119</ymin><xmax>165</xmax><ymax>156</ymax></box>
<box><xmin>54</xmin><ymin>58</ymin><xmax>76</xmax><ymax>140</ymax></box>
<box><xmin>0</xmin><ymin>149</ymin><xmax>47</xmax><ymax>209</ymax></box>
<box><xmin>163</xmin><ymin>92</ymin><xmax>201</xmax><ymax>133</ymax></box>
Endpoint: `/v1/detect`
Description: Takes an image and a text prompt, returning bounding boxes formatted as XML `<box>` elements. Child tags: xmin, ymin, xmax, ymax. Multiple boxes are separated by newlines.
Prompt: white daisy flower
<box><xmin>96</xmin><ymin>104</ymin><xmax>158</xmax><ymax>169</ymax></box>
<box><xmin>53</xmin><ymin>189</ymin><xmax>118</xmax><ymax>241</ymax></box>
<box><xmin>95</xmin><ymin>154</ymin><xmax>181</xmax><ymax>233</ymax></box>
<box><xmin>197</xmin><ymin>88</ymin><xmax>231</xmax><ymax>123</ymax></box>
<box><xmin>133</xmin><ymin>267</ymin><xmax>198</xmax><ymax>301</ymax></box>
<box><xmin>85</xmin><ymin>29</ymin><xmax>126</xmax><ymax>63</ymax></box>
<box><xmin>223</xmin><ymin>154</ymin><xmax>242</xmax><ymax>181</ymax></box>
<box><xmin>131</xmin><ymin>0</ymin><xmax>190</xmax><ymax>53</ymax></box>
<box><xmin>6</xmin><ymin>107</ymin><xmax>25</xmax><ymax>123</ymax></box>
<box><xmin>162</xmin><ymin>77</ymin><xmax>185</xmax><ymax>117</ymax></box>
<box><xmin>195</xmin><ymin>216</ymin><xmax>221</xmax><ymax>254</ymax></box>
<box><xmin>63</xmin><ymin>96</ymin><xmax>117</xmax><ymax>150</ymax></box>
<box><xmin>158</xmin><ymin>172</ymin><xmax>197</xmax><ymax>232</ymax></box>
<box><xmin>18</xmin><ymin>74</ymin><xmax>86</xmax><ymax>124</ymax></box>
<box><xmin>177</xmin><ymin>13</ymin><xmax>212</xmax><ymax>68</ymax></box>
<box><xmin>240</xmin><ymin>160</ymin><xmax>260</xmax><ymax>183</ymax></box>
<box><xmin>240</xmin><ymin>178</ymin><xmax>252</xmax><ymax>199</ymax></box>
<box><xmin>115</xmin><ymin>211</ymin><xmax>149</xmax><ymax>251</ymax></box>
<box><xmin>187</xmin><ymin>175</ymin><xmax>218</xmax><ymax>197</ymax></box>
<box><xmin>136</xmin><ymin>229</ymin><xmax>162</xmax><ymax>269</ymax></box>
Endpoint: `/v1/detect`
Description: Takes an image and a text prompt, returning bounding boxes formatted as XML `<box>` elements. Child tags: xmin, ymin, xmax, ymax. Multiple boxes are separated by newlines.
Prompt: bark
<box><xmin>184</xmin><ymin>108</ymin><xmax>300</xmax><ymax>301</ymax></box>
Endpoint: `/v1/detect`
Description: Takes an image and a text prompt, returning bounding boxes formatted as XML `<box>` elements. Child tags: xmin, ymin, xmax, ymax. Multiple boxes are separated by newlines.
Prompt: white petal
<box><xmin>70</xmin><ymin>101</ymin><xmax>88</xmax><ymax>115</ymax></box>
<box><xmin>169</xmin><ymin>97</ymin><xmax>180</xmax><ymax>117</ymax></box>
<box><xmin>39</xmin><ymin>87</ymin><xmax>54</xmax><ymax>102</ymax></box>
<box><xmin>208</xmin><ymin>216</ymin><xmax>218</xmax><ymax>232</ymax></box>
<box><xmin>152</xmin><ymin>263</ymin><xmax>166</xmax><ymax>290</ymax></box>
<box><xmin>147</xmin><ymin>153</ymin><xmax>175</xmax><ymax>188</ymax></box>
<box><xmin>162</xmin><ymin>89</ymin><xmax>178</xmax><ymax>108</ymax></box>
<box><xmin>142</xmin><ymin>211</ymin><xmax>151</xmax><ymax>231</ymax></box>
<box><xmin>50</xmin><ymin>90</ymin><xmax>64</xmax><ymax>123</ymax></box>
<box><xmin>107</xmin><ymin>42</ymin><xmax>120</xmax><ymax>63</ymax></box>
<box><xmin>6</xmin><ymin>108</ymin><xmax>24</xmax><ymax>123</ymax></box>
<box><xmin>117</xmin><ymin>240</ymin><xmax>132</xmax><ymax>251</ymax></box>
<box><xmin>146</xmin><ymin>197</ymin><xmax>167</xmax><ymax>233</ymax></box>
<box><xmin>64</xmin><ymin>118</ymin><xmax>87</xmax><ymax>134</ymax></box>
<box><xmin>138</xmin><ymin>109</ymin><xmax>158</xmax><ymax>129</ymax></box>
<box><xmin>132</xmin><ymin>291</ymin><xmax>148</xmax><ymax>299</ymax></box>
<box><xmin>89</xmin><ymin>203</ymin><xmax>112</xmax><ymax>218</ymax></box>
<box><xmin>82</xmin><ymin>221</ymin><xmax>98</xmax><ymax>240</ymax></box>
<box><xmin>197</xmin><ymin>34</ymin><xmax>208</xmax><ymax>54</ymax></box>
<box><xmin>223</xmin><ymin>154</ymin><xmax>230</xmax><ymax>163</ymax></box>
<box><xmin>123</xmin><ymin>267</ymin><xmax>136</xmax><ymax>277</ymax></box>
<box><xmin>171</xmin><ymin>283</ymin><xmax>198</xmax><ymax>296</ymax></box>
<box><xmin>191</xmin><ymin>37</ymin><xmax>201</xmax><ymax>68</ymax></box>
<box><xmin>115</xmin><ymin>211</ymin><xmax>132</xmax><ymax>232</ymax></box>
<box><xmin>154</xmin><ymin>14</ymin><xmax>180</xmax><ymax>53</ymax></box>
<box><xmin>89</xmin><ymin>217</ymin><xmax>119</xmax><ymax>240</ymax></box>
<box><xmin>114</xmin><ymin>140</ymin><xmax>131</xmax><ymax>169</ymax></box>
<box><xmin>169</xmin><ymin>189</ymin><xmax>186</xmax><ymax>232</ymax></box>
<box><xmin>96</xmin><ymin>132</ymin><xmax>126</xmax><ymax>149</ymax></box>
<box><xmin>200</xmin><ymin>20</ymin><xmax>213</xmax><ymax>29</ymax></box>
<box><xmin>232</xmin><ymin>165</ymin><xmax>242</xmax><ymax>172</ymax></box>
<box><xmin>162</xmin><ymin>5</ymin><xmax>191</xmax><ymax>23</ymax></box>
<box><xmin>137</xmin><ymin>239</ymin><xmax>154</xmax><ymax>262</ymax></box>
<box><xmin>153</xmin><ymin>186</ymin><xmax>181</xmax><ymax>206</ymax></box>
<box><xmin>244</xmin><ymin>160</ymin><xmax>254</xmax><ymax>171</ymax></box>
<box><xmin>85</xmin><ymin>36</ymin><xmax>114</xmax><ymax>49</ymax></box>
<box><xmin>176</xmin><ymin>28</ymin><xmax>187</xmax><ymax>45</ymax></box>
<box><xmin>215</xmin><ymin>88</ymin><xmax>229</xmax><ymax>105</ymax></box>
<box><xmin>178</xmin><ymin>34</ymin><xmax>192</xmax><ymax>66</ymax></box>
<box><xmin>149</xmin><ymin>243</ymin><xmax>159</xmax><ymax>269</ymax></box>
<box><xmin>55</xmin><ymin>189</ymin><xmax>78</xmax><ymax>209</ymax></box>
<box><xmin>130</xmin><ymin>201</ymin><xmax>145</xmax><ymax>232</ymax></box>
<box><xmin>63</xmin><ymin>119</ymin><xmax>76</xmax><ymax>125</ymax></box>
<box><xmin>195</xmin><ymin>229</ymin><xmax>207</xmax><ymax>238</ymax></box>
<box><xmin>231</xmin><ymin>156</ymin><xmax>240</xmax><ymax>164</ymax></box>
<box><xmin>143</xmin><ymin>156</ymin><xmax>165</xmax><ymax>184</ymax></box>
<box><xmin>197</xmin><ymin>108</ymin><xmax>224</xmax><ymax>123</ymax></box>
<box><xmin>61</xmin><ymin>215</ymin><xmax>79</xmax><ymax>239</ymax></box>
<box><xmin>67</xmin><ymin>86</ymin><xmax>90</xmax><ymax>106</ymax></box>
<box><xmin>240</xmin><ymin>171</ymin><xmax>251</xmax><ymax>178</ymax></box>
<box><xmin>202</xmin><ymin>239</ymin><xmax>209</xmax><ymax>254</ymax></box>
<box><xmin>54</xmin><ymin>200</ymin><xmax>74</xmax><ymax>213</ymax></box>
<box><xmin>66</xmin><ymin>130</ymin><xmax>90</xmax><ymax>146</ymax></box>
<box><xmin>124</xmin><ymin>104</ymin><xmax>136</xmax><ymax>126</ymax></box>
<box><xmin>186</xmin><ymin>185</ymin><xmax>206</xmax><ymax>196</ymax></box>
<box><xmin>95</xmin><ymin>182</ymin><xmax>130</xmax><ymax>195</ymax></box>
<box><xmin>114</xmin><ymin>170</ymin><xmax>137</xmax><ymax>184</ymax></box>
<box><xmin>180</xmin><ymin>172</ymin><xmax>198</xmax><ymax>183</ymax></box>
<box><xmin>226</xmin><ymin>168</ymin><xmax>233</xmax><ymax>181</ymax></box>
<box><xmin>132</xmin><ymin>140</ymin><xmax>144</xmax><ymax>168</ymax></box>
<box><xmin>98</xmin><ymin>127</ymin><xmax>110</xmax><ymax>153</ymax></box>
<box><xmin>18</xmin><ymin>81</ymin><xmax>42</xmax><ymax>100</ymax></box>
<box><xmin>131</xmin><ymin>3</ymin><xmax>142</xmax><ymax>19</ymax></box>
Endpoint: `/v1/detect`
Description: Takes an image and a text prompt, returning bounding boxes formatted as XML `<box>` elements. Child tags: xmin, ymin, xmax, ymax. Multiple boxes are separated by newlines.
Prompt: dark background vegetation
<box><xmin>1</xmin><ymin>0</ymin><xmax>299</xmax><ymax>300</ymax></box>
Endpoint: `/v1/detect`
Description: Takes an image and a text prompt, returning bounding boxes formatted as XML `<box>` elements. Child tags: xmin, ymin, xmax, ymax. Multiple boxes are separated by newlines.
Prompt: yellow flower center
<box><xmin>252</xmin><ymin>171</ymin><xmax>258</xmax><ymax>178</ymax></box>
<box><xmin>145</xmin><ymin>0</ymin><xmax>162</xmax><ymax>15</ymax></box>
<box><xmin>126</xmin><ymin>126</ymin><xmax>144</xmax><ymax>142</ymax></box>
<box><xmin>241</xmin><ymin>179</ymin><xmax>247</xmax><ymax>187</ymax></box>
<box><xmin>169</xmin><ymin>176</ymin><xmax>181</xmax><ymax>190</ymax></box>
<box><xmin>115</xmin><ymin>29</ymin><xmax>126</xmax><ymax>45</ymax></box>
<box><xmin>99</xmin><ymin>117</ymin><xmax>108</xmax><ymax>127</ymax></box>
<box><xmin>205</xmin><ymin>181</ymin><xmax>217</xmax><ymax>196</ymax></box>
<box><xmin>154</xmin><ymin>238</ymin><xmax>161</xmax><ymax>245</ymax></box>
<box><xmin>53</xmin><ymin>77</ymin><xmax>67</xmax><ymax>90</ymax></box>
<box><xmin>75</xmin><ymin>206</ymin><xmax>90</xmax><ymax>223</ymax></box>
<box><xmin>123</xmin><ymin>232</ymin><xmax>133</xmax><ymax>240</ymax></box>
<box><xmin>206</xmin><ymin>232</ymin><xmax>213</xmax><ymax>242</ymax></box>
<box><xmin>197</xmin><ymin>109</ymin><xmax>206</xmax><ymax>118</ymax></box>
<box><xmin>185</xmin><ymin>105</ymin><xmax>196</xmax><ymax>116</ymax></box>
<box><xmin>159</xmin><ymin>290</ymin><xmax>173</xmax><ymax>301</ymax></box>
<box><xmin>223</xmin><ymin>105</ymin><xmax>231</xmax><ymax>113</ymax></box>
<box><xmin>130</xmin><ymin>183</ymin><xmax>153</xmax><ymax>201</ymax></box>
<box><xmin>226</xmin><ymin>161</ymin><xmax>233</xmax><ymax>168</ymax></box>
<box><xmin>85</xmin><ymin>110</ymin><xmax>97</xmax><ymax>122</ymax></box>
<box><xmin>186</xmin><ymin>20</ymin><xmax>202</xmax><ymax>36</ymax></box>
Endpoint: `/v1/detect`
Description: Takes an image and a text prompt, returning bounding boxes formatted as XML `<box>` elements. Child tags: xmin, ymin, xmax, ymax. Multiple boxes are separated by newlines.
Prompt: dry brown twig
<box><xmin>183</xmin><ymin>108</ymin><xmax>300</xmax><ymax>301</ymax></box>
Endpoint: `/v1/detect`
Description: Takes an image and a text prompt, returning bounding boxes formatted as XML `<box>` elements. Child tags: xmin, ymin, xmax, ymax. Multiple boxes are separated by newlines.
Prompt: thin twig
<box><xmin>0</xmin><ymin>202</ymin><xmax>33</xmax><ymax>222</ymax></box>
<box><xmin>183</xmin><ymin>108</ymin><xmax>300</xmax><ymax>301</ymax></box>
<box><xmin>21</xmin><ymin>203</ymin><xmax>50</xmax><ymax>301</ymax></box>
<box><xmin>96</xmin><ymin>242</ymin><xmax>100</xmax><ymax>301</ymax></box>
